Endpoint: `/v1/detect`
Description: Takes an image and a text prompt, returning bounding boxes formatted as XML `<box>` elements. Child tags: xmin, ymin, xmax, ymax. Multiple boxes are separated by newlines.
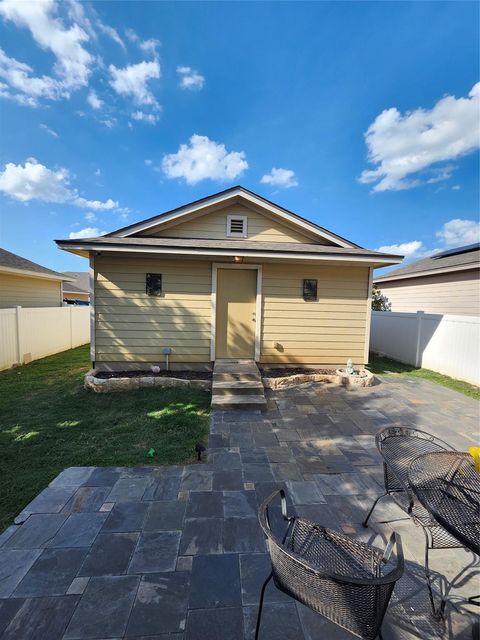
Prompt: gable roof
<box><xmin>374</xmin><ymin>243</ymin><xmax>480</xmax><ymax>283</ymax></box>
<box><xmin>0</xmin><ymin>247</ymin><xmax>71</xmax><ymax>282</ymax></box>
<box><xmin>63</xmin><ymin>271</ymin><xmax>89</xmax><ymax>294</ymax></box>
<box><xmin>104</xmin><ymin>186</ymin><xmax>360</xmax><ymax>249</ymax></box>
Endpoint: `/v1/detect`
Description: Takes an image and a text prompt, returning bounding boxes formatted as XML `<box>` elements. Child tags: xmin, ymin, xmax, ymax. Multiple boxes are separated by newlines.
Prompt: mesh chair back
<box><xmin>259</xmin><ymin>490</ymin><xmax>404</xmax><ymax>640</ymax></box>
<box><xmin>376</xmin><ymin>427</ymin><xmax>454</xmax><ymax>517</ymax></box>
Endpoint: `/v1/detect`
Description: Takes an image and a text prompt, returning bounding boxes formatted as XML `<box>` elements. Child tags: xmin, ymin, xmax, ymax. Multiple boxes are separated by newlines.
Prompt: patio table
<box><xmin>408</xmin><ymin>451</ymin><xmax>480</xmax><ymax>556</ymax></box>
<box><xmin>408</xmin><ymin>450</ymin><xmax>480</xmax><ymax>617</ymax></box>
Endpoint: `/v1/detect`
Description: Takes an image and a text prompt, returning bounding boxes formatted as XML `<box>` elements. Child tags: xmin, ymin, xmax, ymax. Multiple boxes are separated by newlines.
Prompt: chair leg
<box><xmin>423</xmin><ymin>531</ymin><xmax>444</xmax><ymax>618</ymax></box>
<box><xmin>362</xmin><ymin>492</ymin><xmax>387</xmax><ymax>528</ymax></box>
<box><xmin>254</xmin><ymin>572</ymin><xmax>273</xmax><ymax>640</ymax></box>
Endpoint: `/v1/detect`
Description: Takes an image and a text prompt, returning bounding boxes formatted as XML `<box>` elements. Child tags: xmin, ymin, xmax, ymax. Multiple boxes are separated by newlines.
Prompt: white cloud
<box><xmin>436</xmin><ymin>219</ymin><xmax>480</xmax><ymax>247</ymax></box>
<box><xmin>0</xmin><ymin>158</ymin><xmax>119</xmax><ymax>210</ymax></box>
<box><xmin>94</xmin><ymin>168</ymin><xmax>101</xmax><ymax>177</ymax></box>
<box><xmin>376</xmin><ymin>240</ymin><xmax>423</xmax><ymax>257</ymax></box>
<box><xmin>144</xmin><ymin>159</ymin><xmax>152</xmax><ymax>166</ymax></box>
<box><xmin>177</xmin><ymin>66</ymin><xmax>204</xmax><ymax>90</ymax></box>
<box><xmin>109</xmin><ymin>60</ymin><xmax>160</xmax><ymax>107</ymax></box>
<box><xmin>74</xmin><ymin>196</ymin><xmax>117</xmax><ymax>210</ymax></box>
<box><xmin>124</xmin><ymin>29</ymin><xmax>159</xmax><ymax>55</ymax></box>
<box><xmin>125</xmin><ymin>27</ymin><xmax>139</xmax><ymax>43</ymax></box>
<box><xmin>360</xmin><ymin>83</ymin><xmax>480</xmax><ymax>192</ymax></box>
<box><xmin>162</xmin><ymin>134</ymin><xmax>248</xmax><ymax>185</ymax></box>
<box><xmin>69</xmin><ymin>226</ymin><xmax>106</xmax><ymax>239</ymax></box>
<box><xmin>260</xmin><ymin>167</ymin><xmax>298</xmax><ymax>188</ymax></box>
<box><xmin>85</xmin><ymin>211</ymin><xmax>96</xmax><ymax>221</ymax></box>
<box><xmin>0</xmin><ymin>48</ymin><xmax>64</xmax><ymax>105</ymax></box>
<box><xmin>0</xmin><ymin>158</ymin><xmax>72</xmax><ymax>203</ymax></box>
<box><xmin>96</xmin><ymin>21</ymin><xmax>125</xmax><ymax>50</ymax></box>
<box><xmin>131</xmin><ymin>110</ymin><xmax>159</xmax><ymax>124</ymax></box>
<box><xmin>100</xmin><ymin>117</ymin><xmax>116</xmax><ymax>129</ymax></box>
<box><xmin>87</xmin><ymin>89</ymin><xmax>103</xmax><ymax>109</ymax></box>
<box><xmin>452</xmin><ymin>185</ymin><xmax>461</xmax><ymax>191</ymax></box>
<box><xmin>0</xmin><ymin>0</ymin><xmax>93</xmax><ymax>91</ymax></box>
<box><xmin>139</xmin><ymin>38</ymin><xmax>160</xmax><ymax>56</ymax></box>
<box><xmin>40</xmin><ymin>123</ymin><xmax>59</xmax><ymax>138</ymax></box>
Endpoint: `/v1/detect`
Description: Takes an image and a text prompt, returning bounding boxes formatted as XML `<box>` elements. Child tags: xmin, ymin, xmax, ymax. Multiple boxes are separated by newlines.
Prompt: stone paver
<box><xmin>0</xmin><ymin>377</ymin><xmax>478</xmax><ymax>638</ymax></box>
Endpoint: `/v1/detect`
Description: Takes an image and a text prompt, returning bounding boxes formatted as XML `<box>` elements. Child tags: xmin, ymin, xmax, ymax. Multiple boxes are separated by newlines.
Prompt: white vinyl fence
<box><xmin>370</xmin><ymin>311</ymin><xmax>480</xmax><ymax>386</ymax></box>
<box><xmin>0</xmin><ymin>306</ymin><xmax>90</xmax><ymax>371</ymax></box>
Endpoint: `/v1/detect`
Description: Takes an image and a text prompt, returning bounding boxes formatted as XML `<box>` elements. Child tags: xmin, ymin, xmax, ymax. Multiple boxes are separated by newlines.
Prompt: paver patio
<box><xmin>0</xmin><ymin>377</ymin><xmax>478</xmax><ymax>639</ymax></box>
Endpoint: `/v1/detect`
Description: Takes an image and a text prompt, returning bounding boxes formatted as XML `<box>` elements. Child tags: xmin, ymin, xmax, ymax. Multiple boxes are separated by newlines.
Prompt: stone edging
<box><xmin>84</xmin><ymin>371</ymin><xmax>211</xmax><ymax>393</ymax></box>
<box><xmin>262</xmin><ymin>369</ymin><xmax>374</xmax><ymax>389</ymax></box>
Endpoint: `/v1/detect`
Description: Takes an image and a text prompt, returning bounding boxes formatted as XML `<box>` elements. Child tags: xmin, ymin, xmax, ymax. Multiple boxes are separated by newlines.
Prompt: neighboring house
<box><xmin>0</xmin><ymin>247</ymin><xmax>71</xmax><ymax>308</ymax></box>
<box><xmin>56</xmin><ymin>186</ymin><xmax>402</xmax><ymax>371</ymax></box>
<box><xmin>62</xmin><ymin>271</ymin><xmax>90</xmax><ymax>303</ymax></box>
<box><xmin>374</xmin><ymin>243</ymin><xmax>480</xmax><ymax>316</ymax></box>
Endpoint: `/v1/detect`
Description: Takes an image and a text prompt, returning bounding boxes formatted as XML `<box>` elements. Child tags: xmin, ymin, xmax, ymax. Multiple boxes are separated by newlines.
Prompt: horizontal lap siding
<box><xmin>0</xmin><ymin>273</ymin><xmax>61</xmax><ymax>308</ymax></box>
<box><xmin>145</xmin><ymin>205</ymin><xmax>318</xmax><ymax>243</ymax></box>
<box><xmin>377</xmin><ymin>270</ymin><xmax>480</xmax><ymax>315</ymax></box>
<box><xmin>261</xmin><ymin>264</ymin><xmax>369</xmax><ymax>365</ymax></box>
<box><xmin>94</xmin><ymin>257</ymin><xmax>211</xmax><ymax>363</ymax></box>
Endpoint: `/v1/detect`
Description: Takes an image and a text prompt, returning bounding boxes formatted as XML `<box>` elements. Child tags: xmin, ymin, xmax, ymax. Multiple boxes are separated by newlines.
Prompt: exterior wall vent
<box><xmin>226</xmin><ymin>215</ymin><xmax>248</xmax><ymax>238</ymax></box>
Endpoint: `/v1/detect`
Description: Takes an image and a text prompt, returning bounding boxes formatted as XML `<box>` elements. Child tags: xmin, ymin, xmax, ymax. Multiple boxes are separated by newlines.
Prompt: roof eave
<box><xmin>55</xmin><ymin>239</ymin><xmax>402</xmax><ymax>267</ymax></box>
<box><xmin>0</xmin><ymin>265</ymin><xmax>73</xmax><ymax>281</ymax></box>
<box><xmin>374</xmin><ymin>261</ymin><xmax>480</xmax><ymax>283</ymax></box>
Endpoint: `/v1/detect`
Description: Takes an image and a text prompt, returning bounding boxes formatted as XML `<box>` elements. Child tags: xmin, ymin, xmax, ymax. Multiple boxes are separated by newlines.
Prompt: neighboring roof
<box><xmin>103</xmin><ymin>186</ymin><xmax>361</xmax><ymax>249</ymax></box>
<box><xmin>55</xmin><ymin>235</ymin><xmax>403</xmax><ymax>267</ymax></box>
<box><xmin>63</xmin><ymin>271</ymin><xmax>89</xmax><ymax>294</ymax></box>
<box><xmin>374</xmin><ymin>243</ymin><xmax>480</xmax><ymax>283</ymax></box>
<box><xmin>0</xmin><ymin>247</ymin><xmax>71</xmax><ymax>281</ymax></box>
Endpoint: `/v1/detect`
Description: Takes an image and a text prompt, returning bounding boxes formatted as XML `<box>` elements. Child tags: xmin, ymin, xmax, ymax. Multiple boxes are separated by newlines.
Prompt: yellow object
<box><xmin>468</xmin><ymin>447</ymin><xmax>480</xmax><ymax>472</ymax></box>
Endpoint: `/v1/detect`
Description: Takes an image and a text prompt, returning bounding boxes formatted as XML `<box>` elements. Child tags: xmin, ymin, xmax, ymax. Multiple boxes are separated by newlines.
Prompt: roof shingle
<box><xmin>374</xmin><ymin>244</ymin><xmax>480</xmax><ymax>282</ymax></box>
<box><xmin>0</xmin><ymin>248</ymin><xmax>67</xmax><ymax>280</ymax></box>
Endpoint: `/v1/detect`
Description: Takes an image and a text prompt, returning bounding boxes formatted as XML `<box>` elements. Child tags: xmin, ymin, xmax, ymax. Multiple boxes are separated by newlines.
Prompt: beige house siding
<box><xmin>377</xmin><ymin>269</ymin><xmax>480</xmax><ymax>316</ymax></box>
<box><xmin>0</xmin><ymin>273</ymin><xmax>62</xmax><ymax>308</ymax></box>
<box><xmin>93</xmin><ymin>257</ymin><xmax>371</xmax><ymax>368</ymax></box>
<box><xmin>141</xmin><ymin>205</ymin><xmax>322</xmax><ymax>244</ymax></box>
<box><xmin>261</xmin><ymin>264</ymin><xmax>369</xmax><ymax>365</ymax></box>
<box><xmin>94</xmin><ymin>256</ymin><xmax>211</xmax><ymax>364</ymax></box>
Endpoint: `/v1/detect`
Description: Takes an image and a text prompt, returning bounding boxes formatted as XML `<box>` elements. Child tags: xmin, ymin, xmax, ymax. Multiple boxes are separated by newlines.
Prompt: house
<box><xmin>0</xmin><ymin>247</ymin><xmax>71</xmax><ymax>308</ymax></box>
<box><xmin>374</xmin><ymin>243</ymin><xmax>480</xmax><ymax>316</ymax></box>
<box><xmin>62</xmin><ymin>271</ymin><xmax>90</xmax><ymax>304</ymax></box>
<box><xmin>56</xmin><ymin>186</ymin><xmax>402</xmax><ymax>371</ymax></box>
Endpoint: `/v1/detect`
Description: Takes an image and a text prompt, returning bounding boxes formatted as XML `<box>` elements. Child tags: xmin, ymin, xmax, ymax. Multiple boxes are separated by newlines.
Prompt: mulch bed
<box><xmin>95</xmin><ymin>370</ymin><xmax>212</xmax><ymax>380</ymax></box>
<box><xmin>259</xmin><ymin>367</ymin><xmax>334</xmax><ymax>378</ymax></box>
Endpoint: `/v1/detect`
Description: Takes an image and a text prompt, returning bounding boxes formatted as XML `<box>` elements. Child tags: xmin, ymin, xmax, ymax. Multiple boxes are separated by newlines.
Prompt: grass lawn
<box><xmin>368</xmin><ymin>353</ymin><xmax>480</xmax><ymax>401</ymax></box>
<box><xmin>0</xmin><ymin>345</ymin><xmax>210</xmax><ymax>530</ymax></box>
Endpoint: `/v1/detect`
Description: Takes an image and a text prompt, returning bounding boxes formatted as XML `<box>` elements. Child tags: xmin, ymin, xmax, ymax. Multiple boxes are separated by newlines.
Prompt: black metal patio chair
<box><xmin>362</xmin><ymin>426</ymin><xmax>462</xmax><ymax>615</ymax></box>
<box><xmin>256</xmin><ymin>489</ymin><xmax>404</xmax><ymax>640</ymax></box>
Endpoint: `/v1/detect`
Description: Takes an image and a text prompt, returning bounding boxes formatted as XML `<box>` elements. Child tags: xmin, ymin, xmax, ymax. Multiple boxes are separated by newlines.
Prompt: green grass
<box><xmin>368</xmin><ymin>353</ymin><xmax>480</xmax><ymax>400</ymax></box>
<box><xmin>0</xmin><ymin>345</ymin><xmax>210</xmax><ymax>530</ymax></box>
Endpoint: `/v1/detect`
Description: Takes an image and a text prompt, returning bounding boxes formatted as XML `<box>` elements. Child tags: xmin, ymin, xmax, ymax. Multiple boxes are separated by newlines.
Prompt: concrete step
<box><xmin>212</xmin><ymin>380</ymin><xmax>264</xmax><ymax>396</ymax></box>
<box><xmin>211</xmin><ymin>394</ymin><xmax>267</xmax><ymax>411</ymax></box>
<box><xmin>213</xmin><ymin>372</ymin><xmax>261</xmax><ymax>383</ymax></box>
<box><xmin>212</xmin><ymin>360</ymin><xmax>267</xmax><ymax>411</ymax></box>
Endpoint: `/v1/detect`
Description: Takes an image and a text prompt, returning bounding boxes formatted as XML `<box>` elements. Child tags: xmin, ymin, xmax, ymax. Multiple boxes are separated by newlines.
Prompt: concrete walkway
<box><xmin>0</xmin><ymin>377</ymin><xmax>478</xmax><ymax>639</ymax></box>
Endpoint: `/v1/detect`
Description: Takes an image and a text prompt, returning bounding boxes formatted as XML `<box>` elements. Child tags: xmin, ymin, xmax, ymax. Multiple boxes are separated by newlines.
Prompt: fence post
<box><xmin>70</xmin><ymin>306</ymin><xmax>74</xmax><ymax>349</ymax></box>
<box><xmin>15</xmin><ymin>305</ymin><xmax>22</xmax><ymax>365</ymax></box>
<box><xmin>415</xmin><ymin>311</ymin><xmax>424</xmax><ymax>368</ymax></box>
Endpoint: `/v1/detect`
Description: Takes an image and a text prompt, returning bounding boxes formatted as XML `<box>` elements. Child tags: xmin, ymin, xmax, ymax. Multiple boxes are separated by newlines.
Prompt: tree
<box><xmin>372</xmin><ymin>284</ymin><xmax>391</xmax><ymax>311</ymax></box>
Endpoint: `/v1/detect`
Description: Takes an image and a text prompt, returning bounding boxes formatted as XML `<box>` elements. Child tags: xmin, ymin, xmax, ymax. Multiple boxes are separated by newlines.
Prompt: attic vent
<box><xmin>226</xmin><ymin>215</ymin><xmax>248</xmax><ymax>238</ymax></box>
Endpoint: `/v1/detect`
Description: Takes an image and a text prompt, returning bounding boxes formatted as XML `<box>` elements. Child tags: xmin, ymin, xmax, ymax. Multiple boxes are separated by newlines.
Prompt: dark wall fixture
<box><xmin>303</xmin><ymin>279</ymin><xmax>318</xmax><ymax>301</ymax></box>
<box><xmin>146</xmin><ymin>273</ymin><xmax>162</xmax><ymax>296</ymax></box>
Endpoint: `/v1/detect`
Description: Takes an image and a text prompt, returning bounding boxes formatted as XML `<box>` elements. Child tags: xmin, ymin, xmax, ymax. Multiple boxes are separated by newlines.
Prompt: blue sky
<box><xmin>0</xmin><ymin>0</ymin><xmax>478</xmax><ymax>273</ymax></box>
